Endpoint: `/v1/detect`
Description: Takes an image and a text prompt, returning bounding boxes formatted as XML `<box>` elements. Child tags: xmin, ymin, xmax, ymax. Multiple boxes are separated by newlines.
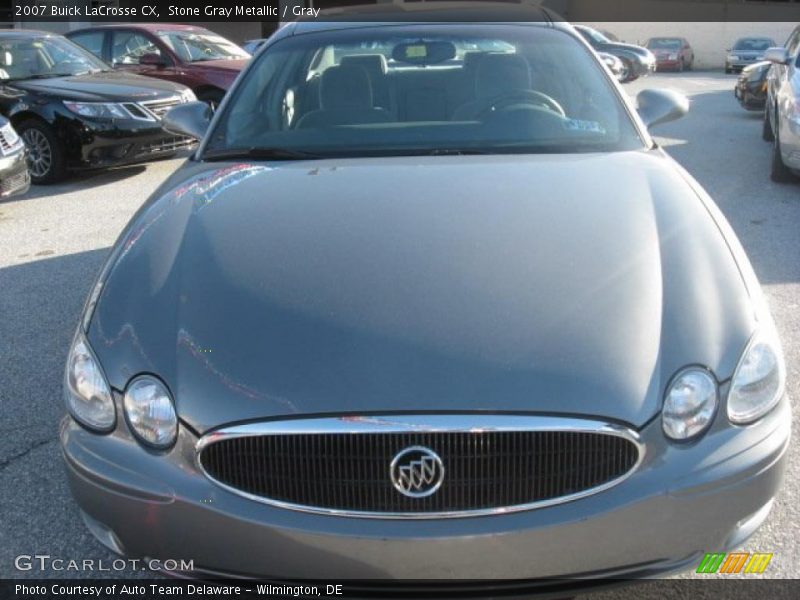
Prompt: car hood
<box><xmin>605</xmin><ymin>42</ymin><xmax>650</xmax><ymax>57</ymax></box>
<box><xmin>10</xmin><ymin>70</ymin><xmax>186</xmax><ymax>102</ymax></box>
<box><xmin>89</xmin><ymin>152</ymin><xmax>756</xmax><ymax>434</ymax></box>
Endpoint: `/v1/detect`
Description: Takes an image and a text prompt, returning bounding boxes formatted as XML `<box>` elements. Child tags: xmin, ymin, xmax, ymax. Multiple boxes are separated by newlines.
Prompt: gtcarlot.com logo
<box><xmin>14</xmin><ymin>554</ymin><xmax>194</xmax><ymax>572</ymax></box>
<box><xmin>696</xmin><ymin>552</ymin><xmax>773</xmax><ymax>574</ymax></box>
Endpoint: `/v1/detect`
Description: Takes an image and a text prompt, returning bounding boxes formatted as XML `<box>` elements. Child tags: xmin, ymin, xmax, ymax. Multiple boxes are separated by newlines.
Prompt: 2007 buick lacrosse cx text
<box><xmin>59</xmin><ymin>4</ymin><xmax>790</xmax><ymax>592</ymax></box>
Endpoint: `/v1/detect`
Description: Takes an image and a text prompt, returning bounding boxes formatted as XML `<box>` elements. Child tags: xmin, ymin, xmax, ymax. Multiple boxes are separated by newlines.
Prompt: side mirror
<box><xmin>163</xmin><ymin>101</ymin><xmax>212</xmax><ymax>140</ymax></box>
<box><xmin>764</xmin><ymin>47</ymin><xmax>790</xmax><ymax>65</ymax></box>
<box><xmin>139</xmin><ymin>53</ymin><xmax>166</xmax><ymax>67</ymax></box>
<box><xmin>636</xmin><ymin>89</ymin><xmax>689</xmax><ymax>129</ymax></box>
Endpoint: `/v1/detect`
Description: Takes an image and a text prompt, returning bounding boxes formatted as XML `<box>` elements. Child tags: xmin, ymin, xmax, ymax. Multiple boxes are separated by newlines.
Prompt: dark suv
<box><xmin>67</xmin><ymin>24</ymin><xmax>250</xmax><ymax>109</ymax></box>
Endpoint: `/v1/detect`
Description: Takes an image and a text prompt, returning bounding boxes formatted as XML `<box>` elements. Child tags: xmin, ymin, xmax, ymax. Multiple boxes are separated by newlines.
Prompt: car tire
<box><xmin>197</xmin><ymin>89</ymin><xmax>225</xmax><ymax>111</ymax></box>
<box><xmin>17</xmin><ymin>119</ymin><xmax>67</xmax><ymax>185</ymax></box>
<box><xmin>620</xmin><ymin>58</ymin><xmax>636</xmax><ymax>83</ymax></box>
<box><xmin>762</xmin><ymin>106</ymin><xmax>775</xmax><ymax>142</ymax></box>
<box><xmin>770</xmin><ymin>112</ymin><xmax>795</xmax><ymax>183</ymax></box>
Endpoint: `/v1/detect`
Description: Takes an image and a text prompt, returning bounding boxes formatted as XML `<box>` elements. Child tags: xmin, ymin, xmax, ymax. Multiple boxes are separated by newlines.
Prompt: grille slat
<box><xmin>200</xmin><ymin>428</ymin><xmax>640</xmax><ymax>516</ymax></box>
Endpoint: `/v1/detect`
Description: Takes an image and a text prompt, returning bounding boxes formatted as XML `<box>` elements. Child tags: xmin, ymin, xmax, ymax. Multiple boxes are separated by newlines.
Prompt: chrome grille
<box><xmin>140</xmin><ymin>96</ymin><xmax>183</xmax><ymax>120</ymax></box>
<box><xmin>198</xmin><ymin>416</ymin><xmax>642</xmax><ymax>518</ymax></box>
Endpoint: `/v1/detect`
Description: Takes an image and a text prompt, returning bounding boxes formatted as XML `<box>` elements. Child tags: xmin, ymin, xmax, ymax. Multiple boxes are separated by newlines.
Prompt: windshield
<box><xmin>205</xmin><ymin>25</ymin><xmax>643</xmax><ymax>159</ymax></box>
<box><xmin>733</xmin><ymin>39</ymin><xmax>773</xmax><ymax>52</ymax></box>
<box><xmin>647</xmin><ymin>39</ymin><xmax>681</xmax><ymax>49</ymax></box>
<box><xmin>0</xmin><ymin>36</ymin><xmax>107</xmax><ymax>81</ymax></box>
<box><xmin>157</xmin><ymin>30</ymin><xmax>250</xmax><ymax>62</ymax></box>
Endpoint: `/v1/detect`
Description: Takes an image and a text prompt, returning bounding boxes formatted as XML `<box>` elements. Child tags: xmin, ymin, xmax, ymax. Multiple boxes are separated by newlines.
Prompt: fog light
<box><xmin>123</xmin><ymin>375</ymin><xmax>178</xmax><ymax>449</ymax></box>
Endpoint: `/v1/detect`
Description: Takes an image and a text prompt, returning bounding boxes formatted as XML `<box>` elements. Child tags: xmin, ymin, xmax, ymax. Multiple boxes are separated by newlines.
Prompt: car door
<box><xmin>109</xmin><ymin>29</ymin><xmax>177</xmax><ymax>82</ymax></box>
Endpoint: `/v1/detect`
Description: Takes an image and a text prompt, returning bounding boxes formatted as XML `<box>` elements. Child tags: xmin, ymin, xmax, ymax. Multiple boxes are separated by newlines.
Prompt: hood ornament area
<box><xmin>390</xmin><ymin>446</ymin><xmax>445</xmax><ymax>498</ymax></box>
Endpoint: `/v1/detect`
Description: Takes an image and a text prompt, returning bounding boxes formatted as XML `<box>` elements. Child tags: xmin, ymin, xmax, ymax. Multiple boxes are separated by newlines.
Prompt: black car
<box><xmin>735</xmin><ymin>61</ymin><xmax>771</xmax><ymax>111</ymax></box>
<box><xmin>0</xmin><ymin>31</ymin><xmax>196</xmax><ymax>183</ymax></box>
<box><xmin>0</xmin><ymin>116</ymin><xmax>29</xmax><ymax>198</ymax></box>
<box><xmin>574</xmin><ymin>25</ymin><xmax>656</xmax><ymax>83</ymax></box>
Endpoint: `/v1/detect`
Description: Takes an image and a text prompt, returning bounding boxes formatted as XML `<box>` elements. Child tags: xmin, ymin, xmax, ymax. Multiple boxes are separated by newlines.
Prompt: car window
<box><xmin>111</xmin><ymin>31</ymin><xmax>162</xmax><ymax>66</ymax></box>
<box><xmin>157</xmin><ymin>30</ymin><xmax>249</xmax><ymax>62</ymax></box>
<box><xmin>206</xmin><ymin>25</ymin><xmax>643</xmax><ymax>159</ymax></box>
<box><xmin>576</xmin><ymin>27</ymin><xmax>608</xmax><ymax>45</ymax></box>
<box><xmin>647</xmin><ymin>39</ymin><xmax>681</xmax><ymax>49</ymax></box>
<box><xmin>786</xmin><ymin>29</ymin><xmax>800</xmax><ymax>57</ymax></box>
<box><xmin>69</xmin><ymin>31</ymin><xmax>105</xmax><ymax>58</ymax></box>
<box><xmin>0</xmin><ymin>36</ymin><xmax>107</xmax><ymax>81</ymax></box>
<box><xmin>733</xmin><ymin>39</ymin><xmax>774</xmax><ymax>52</ymax></box>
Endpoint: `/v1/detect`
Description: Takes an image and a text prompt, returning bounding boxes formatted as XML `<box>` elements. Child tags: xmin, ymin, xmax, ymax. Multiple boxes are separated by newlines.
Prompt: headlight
<box><xmin>728</xmin><ymin>334</ymin><xmax>785</xmax><ymax>424</ymax></box>
<box><xmin>64</xmin><ymin>334</ymin><xmax>115</xmax><ymax>432</ymax></box>
<box><xmin>63</xmin><ymin>101</ymin><xmax>131</xmax><ymax>119</ymax></box>
<box><xmin>728</xmin><ymin>55</ymin><xmax>739</xmax><ymax>62</ymax></box>
<box><xmin>662</xmin><ymin>368</ymin><xmax>718</xmax><ymax>441</ymax></box>
<box><xmin>124</xmin><ymin>375</ymin><xmax>178</xmax><ymax>449</ymax></box>
<box><xmin>181</xmin><ymin>88</ymin><xmax>197</xmax><ymax>103</ymax></box>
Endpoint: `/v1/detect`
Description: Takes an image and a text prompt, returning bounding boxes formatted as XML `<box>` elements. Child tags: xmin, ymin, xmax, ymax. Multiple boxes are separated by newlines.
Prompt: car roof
<box><xmin>286</xmin><ymin>1</ymin><xmax>558</xmax><ymax>36</ymax></box>
<box><xmin>0</xmin><ymin>30</ymin><xmax>61</xmax><ymax>39</ymax></box>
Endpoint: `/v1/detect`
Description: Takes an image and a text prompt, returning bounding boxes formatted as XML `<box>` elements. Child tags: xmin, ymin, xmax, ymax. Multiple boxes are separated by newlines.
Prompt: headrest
<box><xmin>340</xmin><ymin>54</ymin><xmax>388</xmax><ymax>77</ymax></box>
<box><xmin>320</xmin><ymin>65</ymin><xmax>373</xmax><ymax>110</ymax></box>
<box><xmin>475</xmin><ymin>53</ymin><xmax>531</xmax><ymax>99</ymax></box>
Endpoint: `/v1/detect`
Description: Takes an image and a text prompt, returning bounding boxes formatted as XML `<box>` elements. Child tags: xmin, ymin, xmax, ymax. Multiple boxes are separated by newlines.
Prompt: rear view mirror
<box><xmin>139</xmin><ymin>53</ymin><xmax>166</xmax><ymax>67</ymax></box>
<box><xmin>392</xmin><ymin>41</ymin><xmax>456</xmax><ymax>65</ymax></box>
<box><xmin>636</xmin><ymin>89</ymin><xmax>689</xmax><ymax>130</ymax></box>
<box><xmin>163</xmin><ymin>101</ymin><xmax>212</xmax><ymax>140</ymax></box>
<box><xmin>764</xmin><ymin>47</ymin><xmax>790</xmax><ymax>65</ymax></box>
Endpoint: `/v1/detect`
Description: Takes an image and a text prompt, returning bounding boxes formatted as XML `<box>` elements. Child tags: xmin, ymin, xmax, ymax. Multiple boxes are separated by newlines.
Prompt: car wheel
<box><xmin>197</xmin><ymin>90</ymin><xmax>225</xmax><ymax>111</ymax></box>
<box><xmin>762</xmin><ymin>105</ymin><xmax>775</xmax><ymax>142</ymax></box>
<box><xmin>620</xmin><ymin>58</ymin><xmax>636</xmax><ymax>83</ymax></box>
<box><xmin>17</xmin><ymin>119</ymin><xmax>66</xmax><ymax>184</ymax></box>
<box><xmin>770</xmin><ymin>112</ymin><xmax>795</xmax><ymax>183</ymax></box>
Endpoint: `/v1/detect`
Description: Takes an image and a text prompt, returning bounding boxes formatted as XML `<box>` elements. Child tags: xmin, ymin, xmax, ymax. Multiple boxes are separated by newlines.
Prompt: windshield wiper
<box><xmin>202</xmin><ymin>147</ymin><xmax>324</xmax><ymax>162</ymax></box>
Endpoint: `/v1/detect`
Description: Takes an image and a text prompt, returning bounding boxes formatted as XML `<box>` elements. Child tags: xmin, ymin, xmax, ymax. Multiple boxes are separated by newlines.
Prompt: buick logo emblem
<box><xmin>390</xmin><ymin>446</ymin><xmax>445</xmax><ymax>498</ymax></box>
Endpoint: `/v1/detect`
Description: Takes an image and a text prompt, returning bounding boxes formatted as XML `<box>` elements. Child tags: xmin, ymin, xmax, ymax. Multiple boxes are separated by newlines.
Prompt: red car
<box><xmin>66</xmin><ymin>24</ymin><xmax>250</xmax><ymax>108</ymax></box>
<box><xmin>645</xmin><ymin>37</ymin><xmax>695</xmax><ymax>72</ymax></box>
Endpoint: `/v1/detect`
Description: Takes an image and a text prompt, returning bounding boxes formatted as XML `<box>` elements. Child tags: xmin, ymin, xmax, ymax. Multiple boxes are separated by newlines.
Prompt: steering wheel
<box><xmin>475</xmin><ymin>90</ymin><xmax>566</xmax><ymax>120</ymax></box>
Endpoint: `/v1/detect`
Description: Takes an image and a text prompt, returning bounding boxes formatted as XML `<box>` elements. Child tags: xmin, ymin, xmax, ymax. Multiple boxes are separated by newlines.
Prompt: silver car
<box><xmin>61</xmin><ymin>7</ymin><xmax>789</xmax><ymax>591</ymax></box>
<box><xmin>763</xmin><ymin>26</ymin><xmax>800</xmax><ymax>182</ymax></box>
<box><xmin>726</xmin><ymin>37</ymin><xmax>777</xmax><ymax>74</ymax></box>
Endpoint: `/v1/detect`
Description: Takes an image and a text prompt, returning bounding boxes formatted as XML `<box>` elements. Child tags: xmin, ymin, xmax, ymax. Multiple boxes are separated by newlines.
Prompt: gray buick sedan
<box><xmin>61</xmin><ymin>10</ymin><xmax>789</xmax><ymax>591</ymax></box>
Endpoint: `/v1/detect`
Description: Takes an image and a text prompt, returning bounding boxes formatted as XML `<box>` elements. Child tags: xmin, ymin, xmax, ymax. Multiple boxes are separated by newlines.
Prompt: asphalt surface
<box><xmin>0</xmin><ymin>72</ymin><xmax>797</xmax><ymax>588</ymax></box>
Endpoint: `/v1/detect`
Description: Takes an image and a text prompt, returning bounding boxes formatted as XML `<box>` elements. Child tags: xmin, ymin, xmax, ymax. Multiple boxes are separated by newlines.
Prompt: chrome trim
<box><xmin>139</xmin><ymin>96</ymin><xmax>184</xmax><ymax>121</ymax></box>
<box><xmin>196</xmin><ymin>414</ymin><xmax>646</xmax><ymax>519</ymax></box>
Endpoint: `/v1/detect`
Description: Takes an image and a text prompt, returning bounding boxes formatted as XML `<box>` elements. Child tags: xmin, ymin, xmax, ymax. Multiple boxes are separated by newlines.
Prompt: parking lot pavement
<box><xmin>0</xmin><ymin>72</ymin><xmax>797</xmax><ymax>582</ymax></box>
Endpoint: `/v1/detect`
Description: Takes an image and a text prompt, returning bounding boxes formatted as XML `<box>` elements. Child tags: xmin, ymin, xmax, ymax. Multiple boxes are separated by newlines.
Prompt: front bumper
<box><xmin>734</xmin><ymin>81</ymin><xmax>767</xmax><ymax>110</ymax></box>
<box><xmin>61</xmin><ymin>396</ymin><xmax>789</xmax><ymax>583</ymax></box>
<box><xmin>727</xmin><ymin>59</ymin><xmax>761</xmax><ymax>72</ymax></box>
<box><xmin>0</xmin><ymin>149</ymin><xmax>30</xmax><ymax>198</ymax></box>
<box><xmin>56</xmin><ymin>114</ymin><xmax>196</xmax><ymax>170</ymax></box>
